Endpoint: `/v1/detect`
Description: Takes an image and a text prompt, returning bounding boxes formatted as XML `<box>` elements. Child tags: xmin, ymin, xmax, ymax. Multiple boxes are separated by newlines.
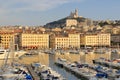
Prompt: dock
<box><xmin>55</xmin><ymin>60</ymin><xmax>90</xmax><ymax>80</ymax></box>
<box><xmin>26</xmin><ymin>64</ymin><xmax>40</xmax><ymax>80</ymax></box>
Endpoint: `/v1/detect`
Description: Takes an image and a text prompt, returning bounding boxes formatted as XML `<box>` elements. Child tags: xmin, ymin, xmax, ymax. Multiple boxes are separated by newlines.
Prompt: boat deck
<box><xmin>26</xmin><ymin>64</ymin><xmax>40</xmax><ymax>80</ymax></box>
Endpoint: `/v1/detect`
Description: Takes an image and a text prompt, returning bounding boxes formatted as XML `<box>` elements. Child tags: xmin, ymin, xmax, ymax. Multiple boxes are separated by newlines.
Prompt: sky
<box><xmin>0</xmin><ymin>0</ymin><xmax>120</xmax><ymax>26</ymax></box>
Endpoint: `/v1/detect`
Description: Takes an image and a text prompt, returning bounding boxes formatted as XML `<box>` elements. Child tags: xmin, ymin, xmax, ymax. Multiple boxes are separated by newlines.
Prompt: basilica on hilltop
<box><xmin>68</xmin><ymin>9</ymin><xmax>79</xmax><ymax>18</ymax></box>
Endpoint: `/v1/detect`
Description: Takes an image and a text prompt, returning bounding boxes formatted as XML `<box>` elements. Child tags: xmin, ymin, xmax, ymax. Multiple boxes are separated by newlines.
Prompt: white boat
<box><xmin>0</xmin><ymin>65</ymin><xmax>33</xmax><ymax>80</ymax></box>
<box><xmin>90</xmin><ymin>77</ymin><xmax>108</xmax><ymax>80</ymax></box>
<box><xmin>115</xmin><ymin>77</ymin><xmax>120</xmax><ymax>80</ymax></box>
<box><xmin>0</xmin><ymin>49</ymin><xmax>27</xmax><ymax>59</ymax></box>
<box><xmin>40</xmin><ymin>67</ymin><xmax>65</xmax><ymax>80</ymax></box>
<box><xmin>0</xmin><ymin>49</ymin><xmax>10</xmax><ymax>59</ymax></box>
<box><xmin>0</xmin><ymin>41</ymin><xmax>33</xmax><ymax>80</ymax></box>
<box><xmin>32</xmin><ymin>63</ymin><xmax>65</xmax><ymax>80</ymax></box>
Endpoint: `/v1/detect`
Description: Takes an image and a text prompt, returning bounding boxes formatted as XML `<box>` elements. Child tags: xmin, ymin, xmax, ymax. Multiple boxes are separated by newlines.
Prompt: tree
<box><xmin>98</xmin><ymin>21</ymin><xmax>109</xmax><ymax>27</ymax></box>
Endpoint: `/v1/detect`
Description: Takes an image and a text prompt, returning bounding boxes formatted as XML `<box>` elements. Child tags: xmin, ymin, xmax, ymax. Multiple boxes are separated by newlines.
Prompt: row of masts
<box><xmin>2</xmin><ymin>37</ymin><xmax>15</xmax><ymax>69</ymax></box>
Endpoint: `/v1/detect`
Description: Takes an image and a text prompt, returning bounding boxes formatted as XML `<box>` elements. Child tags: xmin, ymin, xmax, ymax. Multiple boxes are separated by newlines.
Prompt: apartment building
<box><xmin>69</xmin><ymin>34</ymin><xmax>80</xmax><ymax>48</ymax></box>
<box><xmin>50</xmin><ymin>34</ymin><xmax>80</xmax><ymax>49</ymax></box>
<box><xmin>0</xmin><ymin>31</ymin><xmax>15</xmax><ymax>49</ymax></box>
<box><xmin>111</xmin><ymin>34</ymin><xmax>120</xmax><ymax>47</ymax></box>
<box><xmin>66</xmin><ymin>19</ymin><xmax>77</xmax><ymax>27</ymax></box>
<box><xmin>80</xmin><ymin>33</ymin><xmax>111</xmax><ymax>47</ymax></box>
<box><xmin>20</xmin><ymin>33</ymin><xmax>49</xmax><ymax>50</ymax></box>
<box><xmin>55</xmin><ymin>37</ymin><xmax>69</xmax><ymax>49</ymax></box>
<box><xmin>97</xmin><ymin>34</ymin><xmax>110</xmax><ymax>46</ymax></box>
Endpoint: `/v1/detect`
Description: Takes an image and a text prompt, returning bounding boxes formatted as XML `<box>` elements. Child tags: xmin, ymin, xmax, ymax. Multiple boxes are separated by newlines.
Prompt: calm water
<box><xmin>49</xmin><ymin>54</ymin><xmax>81</xmax><ymax>80</ymax></box>
<box><xmin>0</xmin><ymin>51</ymin><xmax>119</xmax><ymax>80</ymax></box>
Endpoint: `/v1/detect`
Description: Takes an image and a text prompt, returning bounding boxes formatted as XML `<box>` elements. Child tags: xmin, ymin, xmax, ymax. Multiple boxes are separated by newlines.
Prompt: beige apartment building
<box><xmin>55</xmin><ymin>37</ymin><xmax>69</xmax><ymax>49</ymax></box>
<box><xmin>50</xmin><ymin>34</ymin><xmax>80</xmax><ymax>49</ymax></box>
<box><xmin>66</xmin><ymin>19</ymin><xmax>77</xmax><ymax>27</ymax></box>
<box><xmin>20</xmin><ymin>33</ymin><xmax>49</xmax><ymax>50</ymax></box>
<box><xmin>0</xmin><ymin>32</ymin><xmax>15</xmax><ymax>49</ymax></box>
<box><xmin>80</xmin><ymin>33</ymin><xmax>111</xmax><ymax>47</ymax></box>
<box><xmin>69</xmin><ymin>34</ymin><xmax>80</xmax><ymax>48</ymax></box>
<box><xmin>111</xmin><ymin>34</ymin><xmax>120</xmax><ymax>47</ymax></box>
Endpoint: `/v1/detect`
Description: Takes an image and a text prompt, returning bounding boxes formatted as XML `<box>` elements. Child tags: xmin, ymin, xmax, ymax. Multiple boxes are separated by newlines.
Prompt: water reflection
<box><xmin>49</xmin><ymin>54</ymin><xmax>81</xmax><ymax>80</ymax></box>
<box><xmin>0</xmin><ymin>52</ymin><xmax>117</xmax><ymax>66</ymax></box>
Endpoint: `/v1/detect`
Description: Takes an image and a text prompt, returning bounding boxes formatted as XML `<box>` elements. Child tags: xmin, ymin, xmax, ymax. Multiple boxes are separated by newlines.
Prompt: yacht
<box><xmin>0</xmin><ymin>49</ymin><xmax>10</xmax><ymax>59</ymax></box>
<box><xmin>0</xmin><ymin>49</ymin><xmax>27</xmax><ymax>59</ymax></box>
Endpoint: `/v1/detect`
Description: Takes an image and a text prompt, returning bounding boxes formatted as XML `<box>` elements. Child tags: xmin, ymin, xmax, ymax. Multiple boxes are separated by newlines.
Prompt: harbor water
<box><xmin>0</xmin><ymin>50</ymin><xmax>119</xmax><ymax>80</ymax></box>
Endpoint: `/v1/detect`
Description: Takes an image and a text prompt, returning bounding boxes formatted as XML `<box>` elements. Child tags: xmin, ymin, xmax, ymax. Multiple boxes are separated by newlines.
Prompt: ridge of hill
<box><xmin>44</xmin><ymin>17</ymin><xmax>87</xmax><ymax>28</ymax></box>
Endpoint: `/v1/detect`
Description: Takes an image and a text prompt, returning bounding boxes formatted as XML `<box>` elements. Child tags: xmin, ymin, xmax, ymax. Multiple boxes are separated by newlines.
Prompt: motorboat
<box><xmin>32</xmin><ymin>62</ymin><xmax>65</xmax><ymax>80</ymax></box>
<box><xmin>0</xmin><ymin>49</ymin><xmax>27</xmax><ymax>59</ymax></box>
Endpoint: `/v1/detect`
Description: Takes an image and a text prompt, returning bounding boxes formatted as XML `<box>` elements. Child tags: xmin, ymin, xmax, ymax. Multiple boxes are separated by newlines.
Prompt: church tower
<box><xmin>75</xmin><ymin>9</ymin><xmax>78</xmax><ymax>18</ymax></box>
<box><xmin>68</xmin><ymin>9</ymin><xmax>79</xmax><ymax>18</ymax></box>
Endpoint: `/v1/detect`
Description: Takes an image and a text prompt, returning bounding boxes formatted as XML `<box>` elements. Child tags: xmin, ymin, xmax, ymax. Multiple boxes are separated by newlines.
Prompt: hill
<box><xmin>44</xmin><ymin>17</ymin><xmax>87</xmax><ymax>28</ymax></box>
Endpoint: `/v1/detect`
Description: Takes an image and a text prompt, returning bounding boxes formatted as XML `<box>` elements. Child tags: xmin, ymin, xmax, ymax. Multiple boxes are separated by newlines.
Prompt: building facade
<box><xmin>50</xmin><ymin>34</ymin><xmax>80</xmax><ymax>49</ymax></box>
<box><xmin>20</xmin><ymin>33</ymin><xmax>49</xmax><ymax>50</ymax></box>
<box><xmin>0</xmin><ymin>32</ymin><xmax>15</xmax><ymax>49</ymax></box>
<box><xmin>111</xmin><ymin>34</ymin><xmax>120</xmax><ymax>47</ymax></box>
<box><xmin>66</xmin><ymin>19</ymin><xmax>77</xmax><ymax>27</ymax></box>
<box><xmin>69</xmin><ymin>34</ymin><xmax>80</xmax><ymax>48</ymax></box>
<box><xmin>55</xmin><ymin>37</ymin><xmax>69</xmax><ymax>49</ymax></box>
<box><xmin>80</xmin><ymin>33</ymin><xmax>111</xmax><ymax>47</ymax></box>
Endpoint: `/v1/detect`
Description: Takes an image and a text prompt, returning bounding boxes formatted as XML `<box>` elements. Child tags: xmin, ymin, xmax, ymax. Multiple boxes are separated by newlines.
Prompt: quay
<box><xmin>26</xmin><ymin>64</ymin><xmax>40</xmax><ymax>80</ymax></box>
<box><xmin>55</xmin><ymin>61</ymin><xmax>89</xmax><ymax>80</ymax></box>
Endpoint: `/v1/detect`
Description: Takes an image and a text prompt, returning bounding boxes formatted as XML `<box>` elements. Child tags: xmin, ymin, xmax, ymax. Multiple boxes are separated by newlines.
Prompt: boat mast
<box><xmin>9</xmin><ymin>37</ymin><xmax>15</xmax><ymax>66</ymax></box>
<box><xmin>3</xmin><ymin>37</ymin><xmax>15</xmax><ymax>68</ymax></box>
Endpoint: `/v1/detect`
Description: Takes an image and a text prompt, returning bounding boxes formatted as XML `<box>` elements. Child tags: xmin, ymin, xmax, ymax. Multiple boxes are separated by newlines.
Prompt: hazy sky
<box><xmin>0</xmin><ymin>0</ymin><xmax>120</xmax><ymax>26</ymax></box>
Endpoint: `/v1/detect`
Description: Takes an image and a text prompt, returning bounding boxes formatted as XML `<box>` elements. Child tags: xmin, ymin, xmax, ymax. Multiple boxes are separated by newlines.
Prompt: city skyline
<box><xmin>0</xmin><ymin>0</ymin><xmax>120</xmax><ymax>26</ymax></box>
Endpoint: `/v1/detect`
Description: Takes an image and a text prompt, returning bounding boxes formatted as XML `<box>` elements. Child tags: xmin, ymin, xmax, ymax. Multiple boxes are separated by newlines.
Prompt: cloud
<box><xmin>0</xmin><ymin>0</ymin><xmax>82</xmax><ymax>13</ymax></box>
<box><xmin>0</xmin><ymin>0</ymin><xmax>83</xmax><ymax>25</ymax></box>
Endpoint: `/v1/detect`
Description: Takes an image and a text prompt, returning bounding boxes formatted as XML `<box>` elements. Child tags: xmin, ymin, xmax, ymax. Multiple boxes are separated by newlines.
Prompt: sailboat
<box><xmin>0</xmin><ymin>38</ymin><xmax>33</xmax><ymax>80</ymax></box>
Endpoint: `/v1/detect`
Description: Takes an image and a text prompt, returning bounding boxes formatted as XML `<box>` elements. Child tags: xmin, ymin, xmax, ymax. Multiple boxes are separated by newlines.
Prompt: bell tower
<box><xmin>75</xmin><ymin>9</ymin><xmax>78</xmax><ymax>18</ymax></box>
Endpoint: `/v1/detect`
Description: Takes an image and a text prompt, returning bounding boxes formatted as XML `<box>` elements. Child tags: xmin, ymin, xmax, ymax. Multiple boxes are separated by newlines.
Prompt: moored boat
<box><xmin>0</xmin><ymin>49</ymin><xmax>27</xmax><ymax>59</ymax></box>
